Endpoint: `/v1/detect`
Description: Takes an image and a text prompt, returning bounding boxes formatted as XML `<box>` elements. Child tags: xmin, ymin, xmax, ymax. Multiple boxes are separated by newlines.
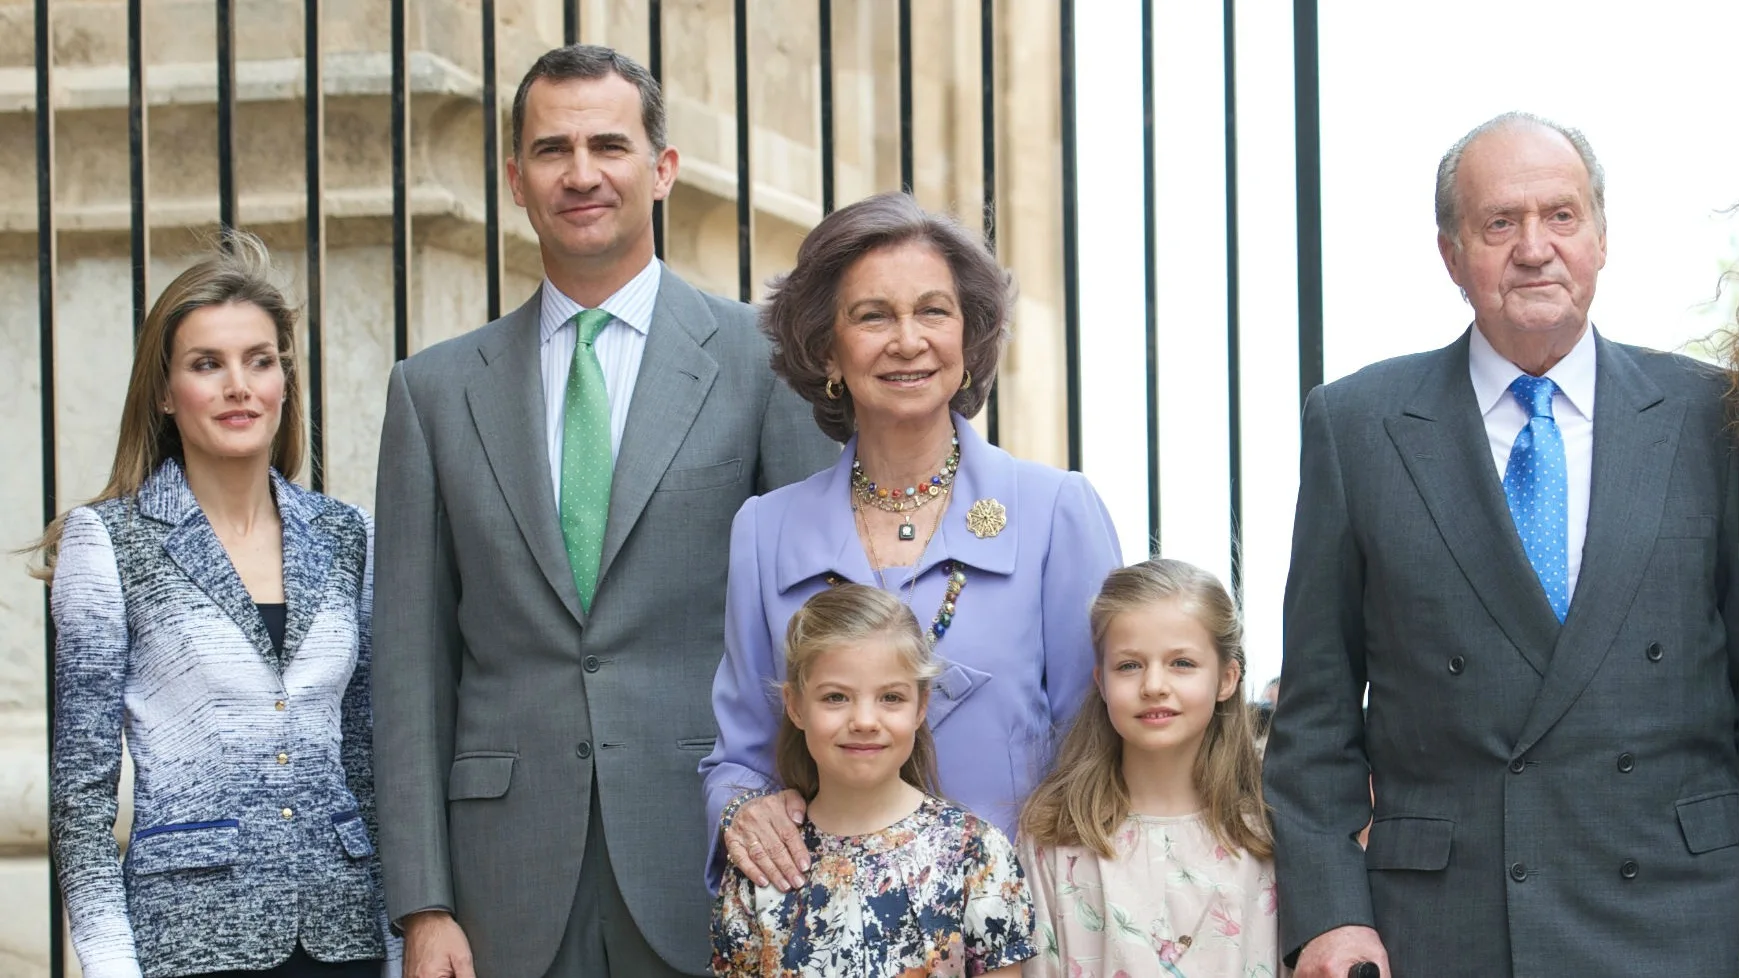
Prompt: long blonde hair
<box><xmin>1019</xmin><ymin>558</ymin><xmax>1271</xmax><ymax>860</ymax></box>
<box><xmin>26</xmin><ymin>232</ymin><xmax>304</xmax><ymax>579</ymax></box>
<box><xmin>775</xmin><ymin>585</ymin><xmax>944</xmax><ymax>800</ymax></box>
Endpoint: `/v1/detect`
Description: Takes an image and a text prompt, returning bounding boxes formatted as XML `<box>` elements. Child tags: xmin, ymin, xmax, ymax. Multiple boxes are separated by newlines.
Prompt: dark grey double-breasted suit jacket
<box><xmin>1264</xmin><ymin>328</ymin><xmax>1739</xmax><ymax>977</ymax></box>
<box><xmin>371</xmin><ymin>269</ymin><xmax>837</xmax><ymax>976</ymax></box>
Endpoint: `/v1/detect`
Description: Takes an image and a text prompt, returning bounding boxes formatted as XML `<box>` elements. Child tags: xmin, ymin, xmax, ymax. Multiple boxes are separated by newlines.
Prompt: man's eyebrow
<box><xmin>527</xmin><ymin>133</ymin><xmax>572</xmax><ymax>152</ymax></box>
<box><xmin>587</xmin><ymin>131</ymin><xmax>634</xmax><ymax>147</ymax></box>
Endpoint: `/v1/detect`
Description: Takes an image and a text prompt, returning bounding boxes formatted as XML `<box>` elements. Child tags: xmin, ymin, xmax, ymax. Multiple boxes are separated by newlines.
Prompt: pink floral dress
<box><xmin>1018</xmin><ymin>813</ymin><xmax>1284</xmax><ymax>978</ymax></box>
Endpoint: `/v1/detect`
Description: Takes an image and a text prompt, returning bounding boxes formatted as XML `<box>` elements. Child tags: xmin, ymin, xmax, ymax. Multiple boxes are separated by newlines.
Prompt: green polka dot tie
<box><xmin>560</xmin><ymin>309</ymin><xmax>614</xmax><ymax>613</ymax></box>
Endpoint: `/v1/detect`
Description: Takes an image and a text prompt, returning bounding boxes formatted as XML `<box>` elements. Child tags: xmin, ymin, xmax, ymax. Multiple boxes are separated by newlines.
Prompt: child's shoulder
<box><xmin>917</xmin><ymin>797</ymin><xmax>1015</xmax><ymax>855</ymax></box>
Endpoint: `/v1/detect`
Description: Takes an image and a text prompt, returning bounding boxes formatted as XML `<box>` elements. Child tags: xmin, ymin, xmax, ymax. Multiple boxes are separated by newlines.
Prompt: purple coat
<box><xmin>699</xmin><ymin>416</ymin><xmax>1123</xmax><ymax>889</ymax></box>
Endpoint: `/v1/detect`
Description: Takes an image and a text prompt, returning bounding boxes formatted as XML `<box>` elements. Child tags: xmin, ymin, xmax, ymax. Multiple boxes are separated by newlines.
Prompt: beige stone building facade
<box><xmin>0</xmin><ymin>0</ymin><xmax>1069</xmax><ymax>971</ymax></box>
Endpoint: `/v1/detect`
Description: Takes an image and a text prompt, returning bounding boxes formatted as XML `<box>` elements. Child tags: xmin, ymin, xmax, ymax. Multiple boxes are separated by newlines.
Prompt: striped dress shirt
<box><xmin>539</xmin><ymin>258</ymin><xmax>662</xmax><ymax>502</ymax></box>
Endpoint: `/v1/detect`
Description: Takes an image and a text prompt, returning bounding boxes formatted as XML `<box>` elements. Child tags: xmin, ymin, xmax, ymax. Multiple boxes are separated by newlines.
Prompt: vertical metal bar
<box><xmin>1223</xmin><ymin>0</ymin><xmax>1243</xmax><ymax>602</ymax></box>
<box><xmin>216</xmin><ymin>0</ymin><xmax>238</xmax><ymax>236</ymax></box>
<box><xmin>35</xmin><ymin>0</ymin><xmax>63</xmax><ymax>972</ymax></box>
<box><xmin>1141</xmin><ymin>0</ymin><xmax>1159</xmax><ymax>550</ymax></box>
<box><xmin>564</xmin><ymin>0</ymin><xmax>579</xmax><ymax>46</ymax></box>
<box><xmin>128</xmin><ymin>0</ymin><xmax>149</xmax><ymax>334</ymax></box>
<box><xmin>1059</xmin><ymin>0</ymin><xmax>1082</xmax><ymax>472</ymax></box>
<box><xmin>305</xmin><ymin>0</ymin><xmax>326</xmax><ymax>492</ymax></box>
<box><xmin>482</xmin><ymin>0</ymin><xmax>502</xmax><ymax>321</ymax></box>
<box><xmin>390</xmin><ymin>0</ymin><xmax>410</xmax><ymax>361</ymax></box>
<box><xmin>1294</xmin><ymin>0</ymin><xmax>1323</xmax><ymax>403</ymax></box>
<box><xmin>980</xmin><ymin>0</ymin><xmax>999</xmax><ymax>447</ymax></box>
<box><xmin>734</xmin><ymin>0</ymin><xmax>751</xmax><ymax>302</ymax></box>
<box><xmin>818</xmin><ymin>0</ymin><xmax>834</xmax><ymax>215</ymax></box>
<box><xmin>649</xmin><ymin>0</ymin><xmax>665</xmax><ymax>260</ymax></box>
<box><xmin>897</xmin><ymin>0</ymin><xmax>913</xmax><ymax>193</ymax></box>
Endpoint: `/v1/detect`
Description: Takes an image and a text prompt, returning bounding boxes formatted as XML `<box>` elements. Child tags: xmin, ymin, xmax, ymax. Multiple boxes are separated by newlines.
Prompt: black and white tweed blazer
<box><xmin>49</xmin><ymin>459</ymin><xmax>393</xmax><ymax>978</ymax></box>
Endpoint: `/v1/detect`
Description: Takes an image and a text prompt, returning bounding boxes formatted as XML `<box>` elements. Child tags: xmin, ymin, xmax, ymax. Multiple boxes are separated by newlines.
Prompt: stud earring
<box><xmin>825</xmin><ymin>378</ymin><xmax>843</xmax><ymax>400</ymax></box>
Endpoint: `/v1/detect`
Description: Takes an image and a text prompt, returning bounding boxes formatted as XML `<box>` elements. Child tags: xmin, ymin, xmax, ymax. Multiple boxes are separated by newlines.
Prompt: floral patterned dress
<box><xmin>712</xmin><ymin>795</ymin><xmax>1037</xmax><ymax>976</ymax></box>
<box><xmin>1019</xmin><ymin>813</ymin><xmax>1285</xmax><ymax>978</ymax></box>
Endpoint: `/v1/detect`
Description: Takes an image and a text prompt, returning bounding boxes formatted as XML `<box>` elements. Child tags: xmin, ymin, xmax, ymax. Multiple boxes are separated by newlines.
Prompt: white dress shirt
<box><xmin>540</xmin><ymin>258</ymin><xmax>662</xmax><ymax>501</ymax></box>
<box><xmin>1467</xmin><ymin>322</ymin><xmax>1596</xmax><ymax>602</ymax></box>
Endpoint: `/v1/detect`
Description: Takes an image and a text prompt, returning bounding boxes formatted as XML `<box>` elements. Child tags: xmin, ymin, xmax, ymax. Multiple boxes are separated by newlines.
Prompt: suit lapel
<box><xmin>466</xmin><ymin>292</ymin><xmax>587</xmax><ymax>626</ymax></box>
<box><xmin>275</xmin><ymin>474</ymin><xmax>336</xmax><ymax>662</ymax></box>
<box><xmin>145</xmin><ymin>461</ymin><xmax>276</xmax><ymax>662</ymax></box>
<box><xmin>1384</xmin><ymin>332</ymin><xmax>1560</xmax><ymax>676</ymax></box>
<box><xmin>1514</xmin><ymin>335</ymin><xmax>1677</xmax><ymax>754</ymax></box>
<box><xmin>596</xmin><ymin>272</ymin><xmax>720</xmax><ymax>585</ymax></box>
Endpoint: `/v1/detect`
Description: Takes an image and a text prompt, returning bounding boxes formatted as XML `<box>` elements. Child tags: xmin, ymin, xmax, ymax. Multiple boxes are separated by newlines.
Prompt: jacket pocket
<box><xmin>657</xmin><ymin>458</ymin><xmax>743</xmax><ymax>493</ymax></box>
<box><xmin>1365</xmin><ymin>816</ymin><xmax>1454</xmax><ymax>871</ymax></box>
<box><xmin>448</xmin><ymin>754</ymin><xmax>515</xmax><ymax>801</ymax></box>
<box><xmin>128</xmin><ymin>820</ymin><xmax>242</xmax><ymax>875</ymax></box>
<box><xmin>331</xmin><ymin>811</ymin><xmax>375</xmax><ymax>859</ymax></box>
<box><xmin>1677</xmin><ymin>790</ymin><xmax>1739</xmax><ymax>854</ymax></box>
<box><xmin>676</xmin><ymin>736</ymin><xmax>718</xmax><ymax>753</ymax></box>
<box><xmin>1659</xmin><ymin>515</ymin><xmax>1716</xmax><ymax>539</ymax></box>
<box><xmin>925</xmin><ymin>660</ymin><xmax>995</xmax><ymax>730</ymax></box>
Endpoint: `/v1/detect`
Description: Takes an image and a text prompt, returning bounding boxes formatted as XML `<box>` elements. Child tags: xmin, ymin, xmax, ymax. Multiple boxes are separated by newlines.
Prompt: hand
<box><xmin>402</xmin><ymin>910</ymin><xmax>475</xmax><ymax>978</ymax></box>
<box><xmin>1294</xmin><ymin>925</ymin><xmax>1390</xmax><ymax>978</ymax></box>
<box><xmin>723</xmin><ymin>789</ymin><xmax>810</xmax><ymax>891</ymax></box>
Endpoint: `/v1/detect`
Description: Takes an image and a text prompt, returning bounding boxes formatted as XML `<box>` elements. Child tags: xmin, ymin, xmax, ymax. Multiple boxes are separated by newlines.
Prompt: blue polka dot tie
<box><xmin>560</xmin><ymin>309</ymin><xmax>614</xmax><ymax>613</ymax></box>
<box><xmin>1503</xmin><ymin>375</ymin><xmax>1569</xmax><ymax>622</ymax></box>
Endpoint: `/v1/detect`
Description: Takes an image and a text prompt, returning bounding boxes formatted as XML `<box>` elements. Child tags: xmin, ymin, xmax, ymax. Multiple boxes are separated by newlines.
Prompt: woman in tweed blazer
<box><xmin>34</xmin><ymin>234</ymin><xmax>394</xmax><ymax>978</ymax></box>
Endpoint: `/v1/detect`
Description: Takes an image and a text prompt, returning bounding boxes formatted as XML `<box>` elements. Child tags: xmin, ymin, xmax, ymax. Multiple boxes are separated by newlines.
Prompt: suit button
<box><xmin>1448</xmin><ymin>656</ymin><xmax>1466</xmax><ymax>675</ymax></box>
<box><xmin>1617</xmin><ymin>752</ymin><xmax>1635</xmax><ymax>773</ymax></box>
<box><xmin>1509</xmin><ymin>862</ymin><xmax>1528</xmax><ymax>882</ymax></box>
<box><xmin>274</xmin><ymin>700</ymin><xmax>286</xmax><ymax>711</ymax></box>
<box><xmin>576</xmin><ymin>741</ymin><xmax>593</xmax><ymax>759</ymax></box>
<box><xmin>584</xmin><ymin>655</ymin><xmax>601</xmax><ymax>673</ymax></box>
<box><xmin>1646</xmin><ymin>642</ymin><xmax>1663</xmax><ymax>662</ymax></box>
<box><xmin>1620</xmin><ymin>859</ymin><xmax>1639</xmax><ymax>879</ymax></box>
<box><xmin>1509</xmin><ymin>758</ymin><xmax>1526</xmax><ymax>774</ymax></box>
<box><xmin>276</xmin><ymin>752</ymin><xmax>290</xmax><ymax>765</ymax></box>
<box><xmin>281</xmin><ymin>807</ymin><xmax>294</xmax><ymax>820</ymax></box>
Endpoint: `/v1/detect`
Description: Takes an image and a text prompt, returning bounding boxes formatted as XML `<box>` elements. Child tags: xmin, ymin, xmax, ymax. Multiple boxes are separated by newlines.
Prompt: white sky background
<box><xmin>1074</xmin><ymin>1</ymin><xmax>1739</xmax><ymax>696</ymax></box>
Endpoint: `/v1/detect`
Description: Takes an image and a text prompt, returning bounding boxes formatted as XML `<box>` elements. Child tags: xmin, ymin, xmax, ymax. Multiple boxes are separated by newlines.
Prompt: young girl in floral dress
<box><xmin>711</xmin><ymin>584</ymin><xmax>1036</xmax><ymax>977</ymax></box>
<box><xmin>1019</xmin><ymin>559</ymin><xmax>1284</xmax><ymax>978</ymax></box>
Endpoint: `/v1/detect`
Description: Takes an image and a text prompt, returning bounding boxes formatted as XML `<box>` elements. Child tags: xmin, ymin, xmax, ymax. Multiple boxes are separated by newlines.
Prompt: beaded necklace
<box><xmin>850</xmin><ymin>433</ymin><xmax>961</xmax><ymax>541</ymax></box>
<box><xmin>842</xmin><ymin>490</ymin><xmax>969</xmax><ymax>647</ymax></box>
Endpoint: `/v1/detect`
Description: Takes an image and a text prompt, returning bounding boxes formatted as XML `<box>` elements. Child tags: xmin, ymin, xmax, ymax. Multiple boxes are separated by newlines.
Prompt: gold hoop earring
<box><xmin>960</xmin><ymin>369</ymin><xmax>972</xmax><ymax>391</ymax></box>
<box><xmin>825</xmin><ymin>378</ymin><xmax>843</xmax><ymax>400</ymax></box>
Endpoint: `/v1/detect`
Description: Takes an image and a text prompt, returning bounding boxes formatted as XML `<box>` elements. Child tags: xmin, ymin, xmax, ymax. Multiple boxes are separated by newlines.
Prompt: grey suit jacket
<box><xmin>372</xmin><ymin>270</ymin><xmax>837</xmax><ymax>976</ymax></box>
<box><xmin>1264</xmin><ymin>329</ymin><xmax>1739</xmax><ymax>977</ymax></box>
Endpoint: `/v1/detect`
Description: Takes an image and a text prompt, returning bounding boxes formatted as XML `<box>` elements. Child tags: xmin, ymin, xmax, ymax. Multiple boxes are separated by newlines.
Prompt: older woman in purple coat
<box><xmin>699</xmin><ymin>192</ymin><xmax>1122</xmax><ymax>893</ymax></box>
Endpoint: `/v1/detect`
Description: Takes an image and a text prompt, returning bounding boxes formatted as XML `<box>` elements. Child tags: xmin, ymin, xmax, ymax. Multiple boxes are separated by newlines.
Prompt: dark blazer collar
<box><xmin>773</xmin><ymin>413</ymin><xmax>1019</xmax><ymax>593</ymax></box>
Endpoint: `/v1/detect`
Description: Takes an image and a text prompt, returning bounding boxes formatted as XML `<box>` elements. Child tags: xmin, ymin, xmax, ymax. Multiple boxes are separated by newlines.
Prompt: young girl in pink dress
<box><xmin>1019</xmin><ymin>559</ymin><xmax>1283</xmax><ymax>977</ymax></box>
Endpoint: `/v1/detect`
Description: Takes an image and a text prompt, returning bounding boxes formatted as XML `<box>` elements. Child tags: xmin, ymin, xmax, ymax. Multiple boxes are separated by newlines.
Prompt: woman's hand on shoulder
<box><xmin>722</xmin><ymin>789</ymin><xmax>809</xmax><ymax>891</ymax></box>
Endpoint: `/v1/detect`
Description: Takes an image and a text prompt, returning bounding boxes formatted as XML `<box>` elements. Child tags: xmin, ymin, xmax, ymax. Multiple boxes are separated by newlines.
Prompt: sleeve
<box><xmin>1260</xmin><ymin>384</ymin><xmax>1376</xmax><ymax>962</ymax></box>
<box><xmin>1016</xmin><ymin>836</ymin><xmax>1063</xmax><ymax>978</ymax></box>
<box><xmin>699</xmin><ymin>496</ymin><xmax>783</xmax><ymax>893</ymax></box>
<box><xmin>962</xmin><ymin>820</ymin><xmax>1037</xmax><ymax>976</ymax></box>
<box><xmin>49</xmin><ymin>508</ymin><xmax>145</xmax><ymax>978</ymax></box>
<box><xmin>709</xmin><ymin>864</ymin><xmax>763</xmax><ymax>977</ymax></box>
<box><xmin>371</xmin><ymin>362</ymin><xmax>464</xmax><ymax>927</ymax></box>
<box><xmin>755</xmin><ymin>367</ymin><xmax>840</xmax><ymax>494</ymax></box>
<box><xmin>1041</xmin><ymin>472</ymin><xmax>1124</xmax><ymax>732</ymax></box>
<box><xmin>338</xmin><ymin>509</ymin><xmax>403</xmax><ymax>964</ymax></box>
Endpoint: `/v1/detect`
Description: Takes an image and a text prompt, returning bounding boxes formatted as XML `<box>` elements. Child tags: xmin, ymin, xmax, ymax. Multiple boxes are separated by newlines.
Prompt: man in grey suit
<box><xmin>372</xmin><ymin>45</ymin><xmax>836</xmax><ymax>978</ymax></box>
<box><xmin>1265</xmin><ymin>112</ymin><xmax>1739</xmax><ymax>977</ymax></box>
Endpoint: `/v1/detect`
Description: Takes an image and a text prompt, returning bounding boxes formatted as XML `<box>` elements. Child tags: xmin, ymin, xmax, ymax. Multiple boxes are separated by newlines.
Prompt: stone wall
<box><xmin>0</xmin><ymin>0</ymin><xmax>1065</xmax><ymax>971</ymax></box>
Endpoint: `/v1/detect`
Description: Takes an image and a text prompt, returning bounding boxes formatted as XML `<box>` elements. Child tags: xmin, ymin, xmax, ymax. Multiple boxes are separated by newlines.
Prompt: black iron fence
<box><xmin>29</xmin><ymin>1</ymin><xmax>1325</xmax><ymax>971</ymax></box>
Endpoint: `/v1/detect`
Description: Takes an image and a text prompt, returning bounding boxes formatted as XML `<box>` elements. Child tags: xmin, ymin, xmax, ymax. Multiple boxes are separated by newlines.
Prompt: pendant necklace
<box><xmin>850</xmin><ymin>431</ymin><xmax>960</xmax><ymax>542</ymax></box>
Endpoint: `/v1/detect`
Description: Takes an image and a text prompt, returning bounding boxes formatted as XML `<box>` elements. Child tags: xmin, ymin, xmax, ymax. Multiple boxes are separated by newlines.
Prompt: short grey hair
<box><xmin>1435</xmin><ymin>111</ymin><xmax>1605</xmax><ymax>248</ymax></box>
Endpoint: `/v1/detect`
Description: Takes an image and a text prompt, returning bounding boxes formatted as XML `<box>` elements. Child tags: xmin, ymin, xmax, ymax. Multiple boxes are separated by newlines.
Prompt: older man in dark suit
<box><xmin>1265</xmin><ymin>112</ymin><xmax>1739</xmax><ymax>977</ymax></box>
<box><xmin>371</xmin><ymin>45</ymin><xmax>836</xmax><ymax>978</ymax></box>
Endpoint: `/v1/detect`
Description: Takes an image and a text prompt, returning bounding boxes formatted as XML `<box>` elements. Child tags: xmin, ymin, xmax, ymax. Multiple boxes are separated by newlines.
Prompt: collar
<box><xmin>1468</xmin><ymin>320</ymin><xmax>1597</xmax><ymax>421</ymax></box>
<box><xmin>135</xmin><ymin>457</ymin><xmax>320</xmax><ymax>529</ymax></box>
<box><xmin>773</xmin><ymin>413</ymin><xmax>1021</xmax><ymax>593</ymax></box>
<box><xmin>537</xmin><ymin>257</ymin><xmax>662</xmax><ymax>345</ymax></box>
